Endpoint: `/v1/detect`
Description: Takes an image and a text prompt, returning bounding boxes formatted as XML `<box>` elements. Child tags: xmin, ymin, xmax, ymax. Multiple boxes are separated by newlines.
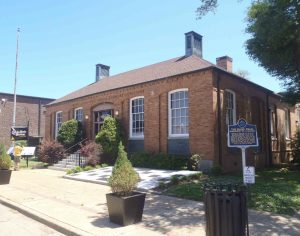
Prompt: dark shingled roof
<box><xmin>49</xmin><ymin>55</ymin><xmax>214</xmax><ymax>105</ymax></box>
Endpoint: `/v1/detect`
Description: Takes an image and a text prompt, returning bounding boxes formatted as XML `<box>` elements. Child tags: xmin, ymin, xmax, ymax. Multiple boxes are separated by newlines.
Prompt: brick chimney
<box><xmin>95</xmin><ymin>64</ymin><xmax>110</xmax><ymax>82</ymax></box>
<box><xmin>216</xmin><ymin>56</ymin><xmax>232</xmax><ymax>72</ymax></box>
<box><xmin>185</xmin><ymin>31</ymin><xmax>203</xmax><ymax>58</ymax></box>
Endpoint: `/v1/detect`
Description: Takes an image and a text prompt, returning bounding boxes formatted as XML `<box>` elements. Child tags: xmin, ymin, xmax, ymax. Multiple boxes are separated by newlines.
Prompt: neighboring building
<box><xmin>45</xmin><ymin>31</ymin><xmax>298</xmax><ymax>172</ymax></box>
<box><xmin>0</xmin><ymin>92</ymin><xmax>54</xmax><ymax>148</ymax></box>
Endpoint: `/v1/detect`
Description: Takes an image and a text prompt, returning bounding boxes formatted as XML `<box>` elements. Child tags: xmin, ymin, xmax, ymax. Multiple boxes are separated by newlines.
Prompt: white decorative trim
<box><xmin>129</xmin><ymin>96</ymin><xmax>144</xmax><ymax>139</ymax></box>
<box><xmin>74</xmin><ymin>107</ymin><xmax>83</xmax><ymax>122</ymax></box>
<box><xmin>168</xmin><ymin>88</ymin><xmax>189</xmax><ymax>138</ymax></box>
<box><xmin>225</xmin><ymin>89</ymin><xmax>236</xmax><ymax>125</ymax></box>
<box><xmin>55</xmin><ymin>111</ymin><xmax>62</xmax><ymax>139</ymax></box>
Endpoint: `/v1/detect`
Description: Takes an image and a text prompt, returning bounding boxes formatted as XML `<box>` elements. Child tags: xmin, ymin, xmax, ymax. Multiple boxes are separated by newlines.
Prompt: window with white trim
<box><xmin>169</xmin><ymin>89</ymin><xmax>189</xmax><ymax>137</ymax></box>
<box><xmin>55</xmin><ymin>111</ymin><xmax>62</xmax><ymax>139</ymax></box>
<box><xmin>269</xmin><ymin>107</ymin><xmax>276</xmax><ymax>138</ymax></box>
<box><xmin>285</xmin><ymin>109</ymin><xmax>290</xmax><ymax>139</ymax></box>
<box><xmin>225</xmin><ymin>90</ymin><xmax>236</xmax><ymax>125</ymax></box>
<box><xmin>130</xmin><ymin>97</ymin><xmax>144</xmax><ymax>138</ymax></box>
<box><xmin>74</xmin><ymin>107</ymin><xmax>83</xmax><ymax>122</ymax></box>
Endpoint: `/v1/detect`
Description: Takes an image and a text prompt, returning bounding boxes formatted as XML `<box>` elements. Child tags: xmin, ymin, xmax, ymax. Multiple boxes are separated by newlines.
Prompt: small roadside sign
<box><xmin>243</xmin><ymin>166</ymin><xmax>255</xmax><ymax>184</ymax></box>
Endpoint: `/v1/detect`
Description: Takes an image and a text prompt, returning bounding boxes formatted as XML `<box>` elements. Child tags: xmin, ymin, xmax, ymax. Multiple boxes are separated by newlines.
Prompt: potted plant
<box><xmin>106</xmin><ymin>142</ymin><xmax>146</xmax><ymax>226</ymax></box>
<box><xmin>0</xmin><ymin>143</ymin><xmax>12</xmax><ymax>185</ymax></box>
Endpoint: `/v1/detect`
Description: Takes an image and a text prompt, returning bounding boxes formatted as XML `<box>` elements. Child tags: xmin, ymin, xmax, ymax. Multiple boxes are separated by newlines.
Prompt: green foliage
<box><xmin>130</xmin><ymin>152</ymin><xmax>187</xmax><ymax>170</ymax></box>
<box><xmin>57</xmin><ymin>119</ymin><xmax>83</xmax><ymax>149</ymax></box>
<box><xmin>0</xmin><ymin>143</ymin><xmax>11</xmax><ymax>170</ymax></box>
<box><xmin>170</xmin><ymin>175</ymin><xmax>180</xmax><ymax>185</ymax></box>
<box><xmin>16</xmin><ymin>140</ymin><xmax>27</xmax><ymax>147</ymax></box>
<box><xmin>188</xmin><ymin>154</ymin><xmax>202</xmax><ymax>171</ymax></box>
<box><xmin>95</xmin><ymin>117</ymin><xmax>124</xmax><ymax>157</ymax></box>
<box><xmin>245</xmin><ymin>0</ymin><xmax>300</xmax><ymax>104</ymax></box>
<box><xmin>108</xmin><ymin>142</ymin><xmax>139</xmax><ymax>196</ymax></box>
<box><xmin>165</xmin><ymin>167</ymin><xmax>300</xmax><ymax>215</ymax></box>
<box><xmin>37</xmin><ymin>140</ymin><xmax>66</xmax><ymax>164</ymax></box>
<box><xmin>210</xmin><ymin>165</ymin><xmax>222</xmax><ymax>176</ymax></box>
<box><xmin>291</xmin><ymin>129</ymin><xmax>300</xmax><ymax>164</ymax></box>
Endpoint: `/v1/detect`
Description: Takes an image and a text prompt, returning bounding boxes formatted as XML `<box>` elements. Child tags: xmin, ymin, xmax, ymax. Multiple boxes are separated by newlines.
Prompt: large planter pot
<box><xmin>106</xmin><ymin>191</ymin><xmax>146</xmax><ymax>226</ymax></box>
<box><xmin>0</xmin><ymin>169</ymin><xmax>12</xmax><ymax>185</ymax></box>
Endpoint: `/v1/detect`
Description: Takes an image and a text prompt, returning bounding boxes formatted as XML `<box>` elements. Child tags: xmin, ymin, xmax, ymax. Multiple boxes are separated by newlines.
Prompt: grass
<box><xmin>19</xmin><ymin>157</ymin><xmax>48</xmax><ymax>169</ymax></box>
<box><xmin>162</xmin><ymin>166</ymin><xmax>300</xmax><ymax>216</ymax></box>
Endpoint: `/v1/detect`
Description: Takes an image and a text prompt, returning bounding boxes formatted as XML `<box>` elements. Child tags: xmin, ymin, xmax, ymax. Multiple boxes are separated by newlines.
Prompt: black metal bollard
<box><xmin>203</xmin><ymin>184</ymin><xmax>249</xmax><ymax>236</ymax></box>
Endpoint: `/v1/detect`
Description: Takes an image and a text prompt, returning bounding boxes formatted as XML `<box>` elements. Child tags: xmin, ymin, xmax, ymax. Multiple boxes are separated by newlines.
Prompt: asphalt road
<box><xmin>0</xmin><ymin>203</ymin><xmax>64</xmax><ymax>236</ymax></box>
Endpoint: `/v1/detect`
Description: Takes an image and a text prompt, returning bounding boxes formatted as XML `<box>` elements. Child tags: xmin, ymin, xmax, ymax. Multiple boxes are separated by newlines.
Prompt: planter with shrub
<box><xmin>0</xmin><ymin>143</ymin><xmax>12</xmax><ymax>185</ymax></box>
<box><xmin>106</xmin><ymin>142</ymin><xmax>145</xmax><ymax>226</ymax></box>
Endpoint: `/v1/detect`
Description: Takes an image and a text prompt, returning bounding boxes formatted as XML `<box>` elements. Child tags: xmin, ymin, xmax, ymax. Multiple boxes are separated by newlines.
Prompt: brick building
<box><xmin>45</xmin><ymin>31</ymin><xmax>298</xmax><ymax>171</ymax></box>
<box><xmin>0</xmin><ymin>92</ymin><xmax>54</xmax><ymax>148</ymax></box>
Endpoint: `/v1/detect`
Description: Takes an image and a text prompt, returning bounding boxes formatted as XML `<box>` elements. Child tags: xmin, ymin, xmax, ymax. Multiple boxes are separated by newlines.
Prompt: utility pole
<box><xmin>13</xmin><ymin>28</ymin><xmax>20</xmax><ymax>128</ymax></box>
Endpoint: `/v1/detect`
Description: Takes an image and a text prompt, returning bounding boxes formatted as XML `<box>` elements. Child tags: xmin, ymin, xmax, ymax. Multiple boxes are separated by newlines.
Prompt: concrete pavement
<box><xmin>0</xmin><ymin>169</ymin><xmax>299</xmax><ymax>236</ymax></box>
<box><xmin>0</xmin><ymin>203</ymin><xmax>64</xmax><ymax>236</ymax></box>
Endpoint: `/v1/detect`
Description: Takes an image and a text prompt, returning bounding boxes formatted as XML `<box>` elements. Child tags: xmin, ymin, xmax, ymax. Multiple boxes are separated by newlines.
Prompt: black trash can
<box><xmin>204</xmin><ymin>184</ymin><xmax>249</xmax><ymax>236</ymax></box>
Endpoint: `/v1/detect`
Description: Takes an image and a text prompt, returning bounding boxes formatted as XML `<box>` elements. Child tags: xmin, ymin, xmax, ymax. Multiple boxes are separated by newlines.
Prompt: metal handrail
<box><xmin>65</xmin><ymin>138</ymin><xmax>88</xmax><ymax>153</ymax></box>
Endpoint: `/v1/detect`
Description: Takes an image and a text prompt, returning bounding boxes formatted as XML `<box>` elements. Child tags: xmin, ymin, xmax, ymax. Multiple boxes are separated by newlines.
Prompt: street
<box><xmin>0</xmin><ymin>203</ymin><xmax>64</xmax><ymax>236</ymax></box>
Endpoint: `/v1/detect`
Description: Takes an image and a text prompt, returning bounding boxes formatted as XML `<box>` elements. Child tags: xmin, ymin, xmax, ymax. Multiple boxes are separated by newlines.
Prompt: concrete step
<box><xmin>48</xmin><ymin>166</ymin><xmax>69</xmax><ymax>171</ymax></box>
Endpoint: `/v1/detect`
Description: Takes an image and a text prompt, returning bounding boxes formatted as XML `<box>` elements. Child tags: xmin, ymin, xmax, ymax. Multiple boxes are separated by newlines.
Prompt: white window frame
<box><xmin>168</xmin><ymin>88</ymin><xmax>189</xmax><ymax>138</ymax></box>
<box><xmin>130</xmin><ymin>96</ymin><xmax>144</xmax><ymax>139</ymax></box>
<box><xmin>225</xmin><ymin>89</ymin><xmax>236</xmax><ymax>125</ymax></box>
<box><xmin>269</xmin><ymin>107</ymin><xmax>276</xmax><ymax>138</ymax></box>
<box><xmin>74</xmin><ymin>107</ymin><xmax>83</xmax><ymax>122</ymax></box>
<box><xmin>285</xmin><ymin>109</ymin><xmax>290</xmax><ymax>139</ymax></box>
<box><xmin>55</xmin><ymin>111</ymin><xmax>62</xmax><ymax>139</ymax></box>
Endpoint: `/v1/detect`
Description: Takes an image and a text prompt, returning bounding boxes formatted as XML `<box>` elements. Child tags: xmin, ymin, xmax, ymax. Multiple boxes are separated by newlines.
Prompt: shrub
<box><xmin>130</xmin><ymin>152</ymin><xmax>187</xmax><ymax>170</ymax></box>
<box><xmin>108</xmin><ymin>142</ymin><xmax>139</xmax><ymax>196</ymax></box>
<box><xmin>0</xmin><ymin>143</ymin><xmax>11</xmax><ymax>170</ymax></box>
<box><xmin>95</xmin><ymin>117</ymin><xmax>124</xmax><ymax>157</ymax></box>
<box><xmin>80</xmin><ymin>141</ymin><xmax>102</xmax><ymax>166</ymax></box>
<box><xmin>37</xmin><ymin>140</ymin><xmax>66</xmax><ymax>164</ymax></box>
<box><xmin>188</xmin><ymin>154</ymin><xmax>202</xmax><ymax>171</ymax></box>
<box><xmin>57</xmin><ymin>119</ymin><xmax>83</xmax><ymax>149</ymax></box>
<box><xmin>210</xmin><ymin>165</ymin><xmax>222</xmax><ymax>176</ymax></box>
<box><xmin>83</xmin><ymin>165</ymin><xmax>94</xmax><ymax>171</ymax></box>
<box><xmin>291</xmin><ymin>129</ymin><xmax>300</xmax><ymax>164</ymax></box>
<box><xmin>170</xmin><ymin>175</ymin><xmax>180</xmax><ymax>185</ymax></box>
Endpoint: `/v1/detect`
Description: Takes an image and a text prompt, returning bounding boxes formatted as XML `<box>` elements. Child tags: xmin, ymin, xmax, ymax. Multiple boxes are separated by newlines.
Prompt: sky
<box><xmin>0</xmin><ymin>0</ymin><xmax>283</xmax><ymax>100</ymax></box>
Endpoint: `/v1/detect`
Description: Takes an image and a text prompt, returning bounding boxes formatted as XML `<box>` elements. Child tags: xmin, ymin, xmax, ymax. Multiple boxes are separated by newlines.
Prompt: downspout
<box><xmin>217</xmin><ymin>75</ymin><xmax>222</xmax><ymax>166</ymax></box>
<box><xmin>38</xmin><ymin>99</ymin><xmax>41</xmax><ymax>136</ymax></box>
<box><xmin>266</xmin><ymin>94</ymin><xmax>273</xmax><ymax>166</ymax></box>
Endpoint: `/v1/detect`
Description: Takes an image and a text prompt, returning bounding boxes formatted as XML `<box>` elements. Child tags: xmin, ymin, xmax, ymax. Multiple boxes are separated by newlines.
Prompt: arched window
<box><xmin>224</xmin><ymin>90</ymin><xmax>236</xmax><ymax>125</ymax></box>
<box><xmin>74</xmin><ymin>107</ymin><xmax>83</xmax><ymax>122</ymax></box>
<box><xmin>168</xmin><ymin>89</ymin><xmax>189</xmax><ymax>137</ymax></box>
<box><xmin>130</xmin><ymin>96</ymin><xmax>144</xmax><ymax>138</ymax></box>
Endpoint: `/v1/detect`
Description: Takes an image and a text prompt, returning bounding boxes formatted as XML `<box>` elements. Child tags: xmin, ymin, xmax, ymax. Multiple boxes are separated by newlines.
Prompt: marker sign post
<box><xmin>228</xmin><ymin>118</ymin><xmax>258</xmax><ymax>184</ymax></box>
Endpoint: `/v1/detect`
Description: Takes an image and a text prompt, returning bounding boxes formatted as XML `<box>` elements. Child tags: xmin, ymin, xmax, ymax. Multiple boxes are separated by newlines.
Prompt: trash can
<box><xmin>204</xmin><ymin>184</ymin><xmax>249</xmax><ymax>236</ymax></box>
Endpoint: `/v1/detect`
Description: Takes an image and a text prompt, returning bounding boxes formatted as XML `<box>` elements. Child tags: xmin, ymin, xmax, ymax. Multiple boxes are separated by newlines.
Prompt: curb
<box><xmin>0</xmin><ymin>196</ymin><xmax>94</xmax><ymax>236</ymax></box>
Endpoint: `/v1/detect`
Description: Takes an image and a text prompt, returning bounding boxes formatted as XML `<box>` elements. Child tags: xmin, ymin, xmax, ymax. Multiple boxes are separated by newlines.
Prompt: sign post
<box><xmin>228</xmin><ymin>118</ymin><xmax>258</xmax><ymax>184</ymax></box>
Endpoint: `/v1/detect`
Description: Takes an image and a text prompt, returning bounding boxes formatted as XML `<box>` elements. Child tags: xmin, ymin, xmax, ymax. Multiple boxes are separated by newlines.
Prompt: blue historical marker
<box><xmin>227</xmin><ymin>118</ymin><xmax>258</xmax><ymax>184</ymax></box>
<box><xmin>228</xmin><ymin>118</ymin><xmax>258</xmax><ymax>148</ymax></box>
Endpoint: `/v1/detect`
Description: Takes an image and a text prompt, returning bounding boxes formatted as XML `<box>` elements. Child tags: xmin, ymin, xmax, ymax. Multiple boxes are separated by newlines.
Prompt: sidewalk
<box><xmin>0</xmin><ymin>169</ymin><xmax>299</xmax><ymax>236</ymax></box>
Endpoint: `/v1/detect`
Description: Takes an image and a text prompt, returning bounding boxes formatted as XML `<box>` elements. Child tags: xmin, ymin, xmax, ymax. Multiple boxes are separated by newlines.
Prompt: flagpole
<box><xmin>12</xmin><ymin>28</ymin><xmax>20</xmax><ymax>145</ymax></box>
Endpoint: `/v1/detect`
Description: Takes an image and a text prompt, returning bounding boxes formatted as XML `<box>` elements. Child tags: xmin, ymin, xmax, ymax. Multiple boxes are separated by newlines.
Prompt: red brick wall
<box><xmin>45</xmin><ymin>70</ymin><xmax>216</xmax><ymax>160</ymax></box>
<box><xmin>0</xmin><ymin>93</ymin><xmax>54</xmax><ymax>149</ymax></box>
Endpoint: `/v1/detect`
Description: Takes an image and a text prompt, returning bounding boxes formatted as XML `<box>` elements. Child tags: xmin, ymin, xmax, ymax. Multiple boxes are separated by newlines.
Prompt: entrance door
<box><xmin>93</xmin><ymin>109</ymin><xmax>113</xmax><ymax>137</ymax></box>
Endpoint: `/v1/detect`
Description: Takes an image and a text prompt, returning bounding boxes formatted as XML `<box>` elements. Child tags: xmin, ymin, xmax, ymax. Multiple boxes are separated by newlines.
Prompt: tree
<box><xmin>95</xmin><ymin>117</ymin><xmax>124</xmax><ymax>157</ymax></box>
<box><xmin>236</xmin><ymin>69</ymin><xmax>251</xmax><ymax>80</ymax></box>
<box><xmin>245</xmin><ymin>0</ymin><xmax>300</xmax><ymax>104</ymax></box>
<box><xmin>57</xmin><ymin>119</ymin><xmax>83</xmax><ymax>149</ymax></box>
<box><xmin>197</xmin><ymin>0</ymin><xmax>300</xmax><ymax>104</ymax></box>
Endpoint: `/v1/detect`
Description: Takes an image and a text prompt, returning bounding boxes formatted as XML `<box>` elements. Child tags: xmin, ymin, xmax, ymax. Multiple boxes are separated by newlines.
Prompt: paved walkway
<box><xmin>0</xmin><ymin>169</ymin><xmax>299</xmax><ymax>236</ymax></box>
<box><xmin>0</xmin><ymin>203</ymin><xmax>64</xmax><ymax>236</ymax></box>
<box><xmin>64</xmin><ymin>167</ymin><xmax>200</xmax><ymax>190</ymax></box>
